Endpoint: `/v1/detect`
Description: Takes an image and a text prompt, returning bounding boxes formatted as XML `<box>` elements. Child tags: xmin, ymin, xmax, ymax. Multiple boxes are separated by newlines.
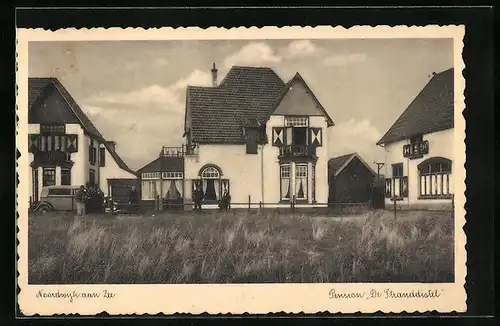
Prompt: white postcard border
<box><xmin>16</xmin><ymin>25</ymin><xmax>466</xmax><ymax>315</ymax></box>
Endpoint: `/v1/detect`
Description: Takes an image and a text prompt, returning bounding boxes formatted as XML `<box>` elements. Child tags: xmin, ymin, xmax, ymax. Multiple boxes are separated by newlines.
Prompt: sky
<box><xmin>29</xmin><ymin>38</ymin><xmax>454</xmax><ymax>171</ymax></box>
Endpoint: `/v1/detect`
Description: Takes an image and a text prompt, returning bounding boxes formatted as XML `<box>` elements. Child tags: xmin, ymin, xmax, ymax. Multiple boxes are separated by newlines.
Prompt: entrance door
<box><xmin>32</xmin><ymin>168</ymin><xmax>39</xmax><ymax>204</ymax></box>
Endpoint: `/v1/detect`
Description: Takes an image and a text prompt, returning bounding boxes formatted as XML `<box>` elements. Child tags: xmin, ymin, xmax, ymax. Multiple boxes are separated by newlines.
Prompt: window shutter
<box><xmin>272</xmin><ymin>127</ymin><xmax>284</xmax><ymax>146</ymax></box>
<box><xmin>28</xmin><ymin>134</ymin><xmax>40</xmax><ymax>153</ymax></box>
<box><xmin>401</xmin><ymin>176</ymin><xmax>409</xmax><ymax>197</ymax></box>
<box><xmin>385</xmin><ymin>178</ymin><xmax>392</xmax><ymax>198</ymax></box>
<box><xmin>66</xmin><ymin>134</ymin><xmax>78</xmax><ymax>153</ymax></box>
<box><xmin>285</xmin><ymin>126</ymin><xmax>293</xmax><ymax>146</ymax></box>
<box><xmin>309</xmin><ymin>128</ymin><xmax>322</xmax><ymax>147</ymax></box>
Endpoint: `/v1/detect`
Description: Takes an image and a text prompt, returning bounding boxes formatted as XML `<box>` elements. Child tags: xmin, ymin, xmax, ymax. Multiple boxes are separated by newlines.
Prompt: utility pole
<box><xmin>375</xmin><ymin>162</ymin><xmax>385</xmax><ymax>179</ymax></box>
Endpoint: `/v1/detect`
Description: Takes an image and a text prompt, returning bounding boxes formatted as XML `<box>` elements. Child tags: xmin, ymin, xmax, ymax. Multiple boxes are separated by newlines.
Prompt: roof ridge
<box><xmin>377</xmin><ymin>67</ymin><xmax>454</xmax><ymax>145</ymax></box>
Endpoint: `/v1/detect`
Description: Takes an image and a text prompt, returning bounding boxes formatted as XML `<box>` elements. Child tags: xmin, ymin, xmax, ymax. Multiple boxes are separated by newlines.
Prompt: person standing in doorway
<box><xmin>193</xmin><ymin>185</ymin><xmax>204</xmax><ymax>211</ymax></box>
<box><xmin>74</xmin><ymin>185</ymin><xmax>87</xmax><ymax>216</ymax></box>
<box><xmin>129</xmin><ymin>185</ymin><xmax>140</xmax><ymax>214</ymax></box>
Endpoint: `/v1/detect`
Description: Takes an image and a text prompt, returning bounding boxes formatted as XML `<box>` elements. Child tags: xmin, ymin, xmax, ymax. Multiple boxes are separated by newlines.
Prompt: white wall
<box><xmin>184</xmin><ymin>143</ymin><xmax>263</xmax><ymax>205</ymax></box>
<box><xmin>382</xmin><ymin>128</ymin><xmax>454</xmax><ymax>209</ymax></box>
<box><xmin>99</xmin><ymin>144</ymin><xmax>137</xmax><ymax>196</ymax></box>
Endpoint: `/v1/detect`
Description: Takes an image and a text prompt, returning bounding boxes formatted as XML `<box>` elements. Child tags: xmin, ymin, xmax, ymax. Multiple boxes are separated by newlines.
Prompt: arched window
<box><xmin>201</xmin><ymin>166</ymin><xmax>220</xmax><ymax>179</ymax></box>
<box><xmin>198</xmin><ymin>165</ymin><xmax>223</xmax><ymax>202</ymax></box>
<box><xmin>418</xmin><ymin>157</ymin><xmax>452</xmax><ymax>198</ymax></box>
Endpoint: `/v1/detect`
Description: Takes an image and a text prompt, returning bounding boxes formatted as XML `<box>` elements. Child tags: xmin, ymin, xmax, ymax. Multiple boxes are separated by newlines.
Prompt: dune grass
<box><xmin>28</xmin><ymin>209</ymin><xmax>454</xmax><ymax>284</ymax></box>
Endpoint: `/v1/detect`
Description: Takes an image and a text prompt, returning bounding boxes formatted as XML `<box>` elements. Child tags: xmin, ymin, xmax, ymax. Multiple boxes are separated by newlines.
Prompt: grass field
<box><xmin>28</xmin><ymin>209</ymin><xmax>454</xmax><ymax>284</ymax></box>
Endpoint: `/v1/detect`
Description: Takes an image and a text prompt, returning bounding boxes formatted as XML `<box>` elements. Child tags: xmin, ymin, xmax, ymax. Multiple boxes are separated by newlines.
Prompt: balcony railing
<box><xmin>403</xmin><ymin>140</ymin><xmax>429</xmax><ymax>159</ymax></box>
<box><xmin>33</xmin><ymin>150</ymin><xmax>72</xmax><ymax>165</ymax></box>
<box><xmin>160</xmin><ymin>144</ymin><xmax>199</xmax><ymax>157</ymax></box>
<box><xmin>278</xmin><ymin>145</ymin><xmax>316</xmax><ymax>157</ymax></box>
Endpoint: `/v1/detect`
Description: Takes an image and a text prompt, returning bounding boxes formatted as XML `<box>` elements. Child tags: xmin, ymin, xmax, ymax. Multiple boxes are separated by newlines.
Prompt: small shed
<box><xmin>328</xmin><ymin>152</ymin><xmax>377</xmax><ymax>204</ymax></box>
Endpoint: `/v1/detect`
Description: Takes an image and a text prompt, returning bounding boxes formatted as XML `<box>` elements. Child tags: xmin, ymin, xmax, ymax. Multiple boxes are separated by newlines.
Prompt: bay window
<box><xmin>418</xmin><ymin>157</ymin><xmax>452</xmax><ymax>198</ymax></box>
<box><xmin>280</xmin><ymin>164</ymin><xmax>291</xmax><ymax>200</ymax></box>
<box><xmin>295</xmin><ymin>164</ymin><xmax>308</xmax><ymax>200</ymax></box>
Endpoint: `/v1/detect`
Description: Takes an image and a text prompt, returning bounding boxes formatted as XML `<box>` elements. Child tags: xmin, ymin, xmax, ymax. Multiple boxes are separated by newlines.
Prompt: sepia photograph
<box><xmin>16</xmin><ymin>25</ymin><xmax>466</xmax><ymax>315</ymax></box>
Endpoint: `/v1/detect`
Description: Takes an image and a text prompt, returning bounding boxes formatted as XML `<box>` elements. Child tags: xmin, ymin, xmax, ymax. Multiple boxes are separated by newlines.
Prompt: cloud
<box><xmin>223</xmin><ymin>42</ymin><xmax>282</xmax><ymax>68</ymax></box>
<box><xmin>323</xmin><ymin>53</ymin><xmax>368</xmax><ymax>66</ymax></box>
<box><xmin>85</xmin><ymin>68</ymin><xmax>211</xmax><ymax>109</ymax></box>
<box><xmin>80</xmin><ymin>69</ymin><xmax>212</xmax><ymax>169</ymax></box>
<box><xmin>173</xmin><ymin>69</ymin><xmax>211</xmax><ymax>89</ymax></box>
<box><xmin>282</xmin><ymin>40</ymin><xmax>321</xmax><ymax>58</ymax></box>
<box><xmin>329</xmin><ymin>119</ymin><xmax>384</xmax><ymax>169</ymax></box>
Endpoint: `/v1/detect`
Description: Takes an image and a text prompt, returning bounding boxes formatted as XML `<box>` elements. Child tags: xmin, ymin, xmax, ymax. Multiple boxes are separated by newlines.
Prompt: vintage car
<box><xmin>32</xmin><ymin>185</ymin><xmax>120</xmax><ymax>214</ymax></box>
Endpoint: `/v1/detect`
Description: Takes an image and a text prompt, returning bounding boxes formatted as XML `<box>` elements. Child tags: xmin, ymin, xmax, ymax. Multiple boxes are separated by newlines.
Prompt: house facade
<box><xmin>328</xmin><ymin>153</ymin><xmax>377</xmax><ymax>204</ymax></box>
<box><xmin>181</xmin><ymin>64</ymin><xmax>335</xmax><ymax>208</ymax></box>
<box><xmin>27</xmin><ymin>78</ymin><xmax>137</xmax><ymax>205</ymax></box>
<box><xmin>377</xmin><ymin>68</ymin><xmax>455</xmax><ymax>210</ymax></box>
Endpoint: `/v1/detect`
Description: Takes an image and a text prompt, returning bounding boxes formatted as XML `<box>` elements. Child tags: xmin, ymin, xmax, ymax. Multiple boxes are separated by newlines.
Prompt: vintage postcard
<box><xmin>16</xmin><ymin>25</ymin><xmax>466</xmax><ymax>315</ymax></box>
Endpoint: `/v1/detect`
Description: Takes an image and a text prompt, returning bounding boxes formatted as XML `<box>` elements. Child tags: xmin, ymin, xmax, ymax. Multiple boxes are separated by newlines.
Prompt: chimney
<box><xmin>106</xmin><ymin>141</ymin><xmax>116</xmax><ymax>151</ymax></box>
<box><xmin>211</xmin><ymin>62</ymin><xmax>218</xmax><ymax>87</ymax></box>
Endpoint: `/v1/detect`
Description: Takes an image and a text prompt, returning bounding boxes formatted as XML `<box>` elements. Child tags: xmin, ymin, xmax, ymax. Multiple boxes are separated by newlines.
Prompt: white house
<box><xmin>377</xmin><ymin>68</ymin><xmax>454</xmax><ymax>210</ymax></box>
<box><xmin>27</xmin><ymin>77</ymin><xmax>137</xmax><ymax>205</ymax></box>
<box><xmin>180</xmin><ymin>64</ymin><xmax>335</xmax><ymax>209</ymax></box>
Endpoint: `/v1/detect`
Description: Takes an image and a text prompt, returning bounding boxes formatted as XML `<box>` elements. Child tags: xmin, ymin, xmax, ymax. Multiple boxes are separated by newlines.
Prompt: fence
<box><xmin>123</xmin><ymin>196</ymin><xmax>371</xmax><ymax>217</ymax></box>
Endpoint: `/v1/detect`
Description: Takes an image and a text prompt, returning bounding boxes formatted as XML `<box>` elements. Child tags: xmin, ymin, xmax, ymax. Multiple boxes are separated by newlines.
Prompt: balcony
<box><xmin>160</xmin><ymin>144</ymin><xmax>199</xmax><ymax>157</ymax></box>
<box><xmin>32</xmin><ymin>150</ymin><xmax>73</xmax><ymax>167</ymax></box>
<box><xmin>403</xmin><ymin>140</ymin><xmax>429</xmax><ymax>159</ymax></box>
<box><xmin>278</xmin><ymin>145</ymin><xmax>317</xmax><ymax>158</ymax></box>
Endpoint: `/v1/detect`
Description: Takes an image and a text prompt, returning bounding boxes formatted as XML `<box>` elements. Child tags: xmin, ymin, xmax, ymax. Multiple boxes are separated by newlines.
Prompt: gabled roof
<box><xmin>137</xmin><ymin>156</ymin><xmax>184</xmax><ymax>174</ymax></box>
<box><xmin>328</xmin><ymin>152</ymin><xmax>376</xmax><ymax>179</ymax></box>
<box><xmin>29</xmin><ymin>77</ymin><xmax>105</xmax><ymax>141</ymax></box>
<box><xmin>186</xmin><ymin>66</ymin><xmax>333</xmax><ymax>143</ymax></box>
<box><xmin>377</xmin><ymin>68</ymin><xmax>454</xmax><ymax>145</ymax></box>
<box><xmin>271</xmin><ymin>73</ymin><xmax>334</xmax><ymax>126</ymax></box>
<box><xmin>29</xmin><ymin>77</ymin><xmax>136</xmax><ymax>176</ymax></box>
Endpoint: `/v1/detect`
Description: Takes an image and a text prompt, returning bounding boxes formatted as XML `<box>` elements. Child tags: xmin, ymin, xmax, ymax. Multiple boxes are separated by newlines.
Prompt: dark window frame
<box><xmin>42</xmin><ymin>167</ymin><xmax>56</xmax><ymax>186</ymax></box>
<box><xmin>418</xmin><ymin>157</ymin><xmax>453</xmax><ymax>199</ymax></box>
<box><xmin>61</xmin><ymin>168</ymin><xmax>71</xmax><ymax>185</ymax></box>
<box><xmin>99</xmin><ymin>147</ymin><xmax>106</xmax><ymax>167</ymax></box>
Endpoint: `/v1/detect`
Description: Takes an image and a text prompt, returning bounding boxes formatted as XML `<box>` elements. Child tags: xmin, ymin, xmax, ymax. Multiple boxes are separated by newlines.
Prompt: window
<box><xmin>392</xmin><ymin>163</ymin><xmax>403</xmax><ymax>177</ymax></box>
<box><xmin>89</xmin><ymin>139</ymin><xmax>97</xmax><ymax>165</ymax></box>
<box><xmin>40</xmin><ymin>124</ymin><xmax>65</xmax><ymax>135</ymax></box>
<box><xmin>404</xmin><ymin>135</ymin><xmax>429</xmax><ymax>159</ymax></box>
<box><xmin>42</xmin><ymin>168</ymin><xmax>56</xmax><ymax>186</ymax></box>
<box><xmin>162</xmin><ymin>172</ymin><xmax>183</xmax><ymax>179</ymax></box>
<box><xmin>418</xmin><ymin>157</ymin><xmax>452</xmax><ymax>198</ymax></box>
<box><xmin>99</xmin><ymin>147</ymin><xmax>106</xmax><ymax>167</ymax></box>
<box><xmin>200</xmin><ymin>166</ymin><xmax>222</xmax><ymax>202</ymax></box>
<box><xmin>89</xmin><ymin>169</ymin><xmax>96</xmax><ymax>186</ymax></box>
<box><xmin>295</xmin><ymin>164</ymin><xmax>308</xmax><ymax>200</ymax></box>
<box><xmin>61</xmin><ymin>168</ymin><xmax>71</xmax><ymax>185</ymax></box>
<box><xmin>201</xmin><ymin>167</ymin><xmax>220</xmax><ymax>179</ymax></box>
<box><xmin>48</xmin><ymin>188</ymin><xmax>72</xmax><ymax>196</ymax></box>
<box><xmin>385</xmin><ymin>163</ymin><xmax>408</xmax><ymax>199</ymax></box>
<box><xmin>141</xmin><ymin>180</ymin><xmax>158</xmax><ymax>200</ymax></box>
<box><xmin>280</xmin><ymin>164</ymin><xmax>291</xmax><ymax>200</ymax></box>
<box><xmin>142</xmin><ymin>172</ymin><xmax>161</xmax><ymax>180</ymax></box>
<box><xmin>285</xmin><ymin>117</ymin><xmax>309</xmax><ymax>127</ymax></box>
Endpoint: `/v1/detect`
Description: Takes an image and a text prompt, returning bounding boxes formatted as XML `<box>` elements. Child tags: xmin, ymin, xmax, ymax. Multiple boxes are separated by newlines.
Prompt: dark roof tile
<box><xmin>187</xmin><ymin>66</ymin><xmax>333</xmax><ymax>143</ymax></box>
<box><xmin>137</xmin><ymin>156</ymin><xmax>184</xmax><ymax>174</ymax></box>
<box><xmin>377</xmin><ymin>68</ymin><xmax>454</xmax><ymax>145</ymax></box>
